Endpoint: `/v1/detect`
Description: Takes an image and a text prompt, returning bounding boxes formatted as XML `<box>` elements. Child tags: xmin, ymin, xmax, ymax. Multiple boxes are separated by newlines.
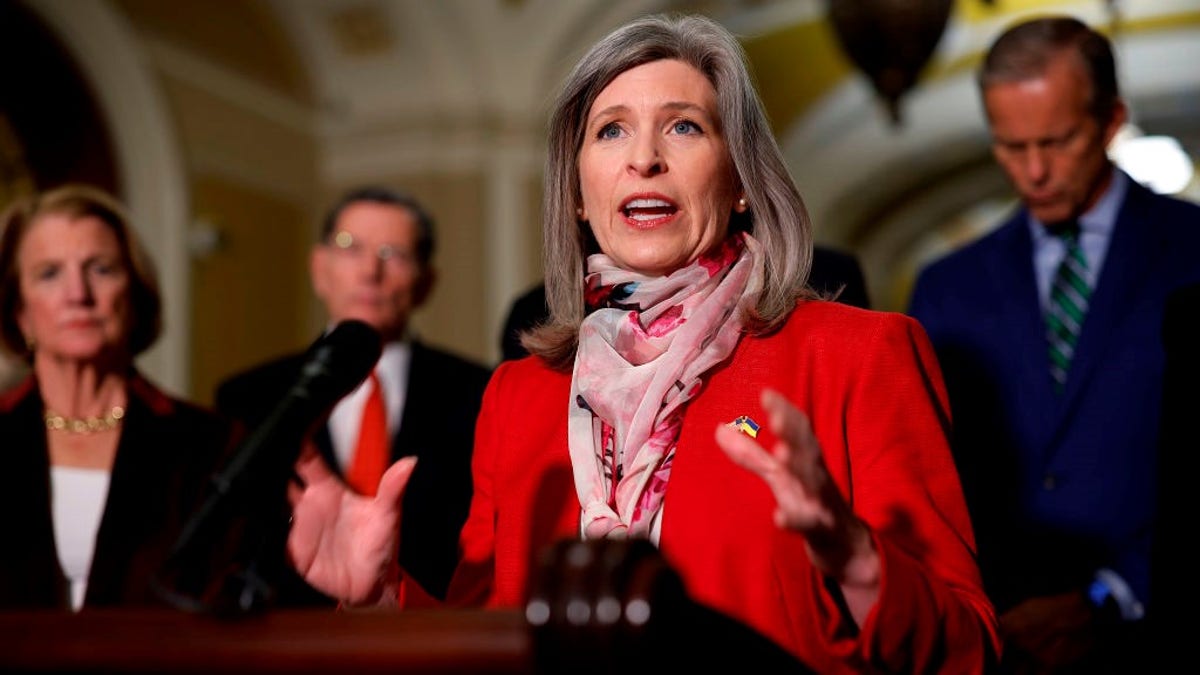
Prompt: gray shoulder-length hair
<box><xmin>526</xmin><ymin>13</ymin><xmax>815</xmax><ymax>371</ymax></box>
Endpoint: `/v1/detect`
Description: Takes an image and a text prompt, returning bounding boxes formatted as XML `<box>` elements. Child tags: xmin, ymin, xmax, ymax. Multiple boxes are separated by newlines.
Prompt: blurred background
<box><xmin>2</xmin><ymin>0</ymin><xmax>1197</xmax><ymax>403</ymax></box>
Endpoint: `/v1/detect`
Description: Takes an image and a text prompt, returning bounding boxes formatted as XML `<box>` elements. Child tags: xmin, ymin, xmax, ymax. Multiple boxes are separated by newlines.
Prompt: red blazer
<box><xmin>448</xmin><ymin>300</ymin><xmax>1000</xmax><ymax>672</ymax></box>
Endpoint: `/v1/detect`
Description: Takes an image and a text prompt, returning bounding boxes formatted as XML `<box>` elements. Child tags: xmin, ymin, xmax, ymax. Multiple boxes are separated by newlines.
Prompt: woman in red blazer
<box><xmin>287</xmin><ymin>14</ymin><xmax>1000</xmax><ymax>672</ymax></box>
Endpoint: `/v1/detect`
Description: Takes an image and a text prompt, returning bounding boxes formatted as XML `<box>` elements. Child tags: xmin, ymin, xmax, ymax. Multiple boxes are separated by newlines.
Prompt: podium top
<box><xmin>0</xmin><ymin>607</ymin><xmax>530</xmax><ymax>674</ymax></box>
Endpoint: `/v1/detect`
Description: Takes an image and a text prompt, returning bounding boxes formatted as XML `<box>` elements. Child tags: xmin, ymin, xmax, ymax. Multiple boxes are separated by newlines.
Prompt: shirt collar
<box><xmin>1028</xmin><ymin>166</ymin><xmax>1126</xmax><ymax>243</ymax></box>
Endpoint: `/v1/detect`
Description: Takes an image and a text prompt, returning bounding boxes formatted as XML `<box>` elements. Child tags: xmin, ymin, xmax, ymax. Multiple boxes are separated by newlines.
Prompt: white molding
<box><xmin>321</xmin><ymin>123</ymin><xmax>541</xmax><ymax>182</ymax></box>
<box><xmin>143</xmin><ymin>35</ymin><xmax>319</xmax><ymax>136</ymax></box>
<box><xmin>722</xmin><ymin>0</ymin><xmax>824</xmax><ymax>36</ymax></box>
<box><xmin>140</xmin><ymin>35</ymin><xmax>322</xmax><ymax>205</ymax></box>
<box><xmin>484</xmin><ymin>143</ymin><xmax>535</xmax><ymax>364</ymax></box>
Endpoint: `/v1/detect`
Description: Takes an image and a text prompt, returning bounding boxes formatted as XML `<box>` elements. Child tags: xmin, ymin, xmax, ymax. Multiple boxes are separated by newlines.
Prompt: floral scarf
<box><xmin>568</xmin><ymin>232</ymin><xmax>764</xmax><ymax>540</ymax></box>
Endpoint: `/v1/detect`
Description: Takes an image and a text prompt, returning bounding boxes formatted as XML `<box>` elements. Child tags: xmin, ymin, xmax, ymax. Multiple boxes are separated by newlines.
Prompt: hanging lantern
<box><xmin>826</xmin><ymin>0</ymin><xmax>955</xmax><ymax>125</ymax></box>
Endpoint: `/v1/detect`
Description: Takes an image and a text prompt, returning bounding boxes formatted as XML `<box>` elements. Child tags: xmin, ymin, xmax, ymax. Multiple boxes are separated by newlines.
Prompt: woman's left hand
<box><xmin>715</xmin><ymin>388</ymin><xmax>880</xmax><ymax>623</ymax></box>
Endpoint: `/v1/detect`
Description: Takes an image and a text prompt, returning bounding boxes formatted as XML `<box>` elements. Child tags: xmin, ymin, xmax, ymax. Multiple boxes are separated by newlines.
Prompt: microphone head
<box><xmin>294</xmin><ymin>320</ymin><xmax>383</xmax><ymax>404</ymax></box>
<box><xmin>320</xmin><ymin>318</ymin><xmax>383</xmax><ymax>366</ymax></box>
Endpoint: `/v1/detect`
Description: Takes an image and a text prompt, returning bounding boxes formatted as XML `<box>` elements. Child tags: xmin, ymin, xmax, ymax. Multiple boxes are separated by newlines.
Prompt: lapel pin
<box><xmin>731</xmin><ymin>415</ymin><xmax>760</xmax><ymax>438</ymax></box>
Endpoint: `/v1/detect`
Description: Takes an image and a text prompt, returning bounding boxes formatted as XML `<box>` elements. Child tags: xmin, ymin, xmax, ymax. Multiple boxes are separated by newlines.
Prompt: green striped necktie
<box><xmin>1045</xmin><ymin>222</ymin><xmax>1090</xmax><ymax>392</ymax></box>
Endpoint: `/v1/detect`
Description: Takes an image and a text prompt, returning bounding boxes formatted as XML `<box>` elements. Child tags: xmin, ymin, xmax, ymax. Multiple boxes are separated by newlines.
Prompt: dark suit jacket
<box><xmin>500</xmin><ymin>245</ymin><xmax>871</xmax><ymax>361</ymax></box>
<box><xmin>908</xmin><ymin>176</ymin><xmax>1200</xmax><ymax>617</ymax></box>
<box><xmin>0</xmin><ymin>373</ymin><xmax>235</xmax><ymax>609</ymax></box>
<box><xmin>215</xmin><ymin>339</ymin><xmax>491</xmax><ymax>602</ymax></box>
<box><xmin>1152</xmin><ymin>281</ymin><xmax>1198</xmax><ymax>647</ymax></box>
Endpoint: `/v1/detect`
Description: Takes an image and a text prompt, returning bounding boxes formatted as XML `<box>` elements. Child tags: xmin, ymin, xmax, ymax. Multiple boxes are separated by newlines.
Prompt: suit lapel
<box><xmin>990</xmin><ymin>215</ymin><xmax>1062</xmax><ymax>451</ymax></box>
<box><xmin>1056</xmin><ymin>182</ymin><xmax>1158</xmax><ymax>421</ymax></box>
<box><xmin>2</xmin><ymin>378</ymin><xmax>65</xmax><ymax>605</ymax></box>
<box><xmin>393</xmin><ymin>341</ymin><xmax>426</xmax><ymax>460</ymax></box>
<box><xmin>311</xmin><ymin>424</ymin><xmax>338</xmax><ymax>475</ymax></box>
<box><xmin>87</xmin><ymin>389</ymin><xmax>158</xmax><ymax>604</ymax></box>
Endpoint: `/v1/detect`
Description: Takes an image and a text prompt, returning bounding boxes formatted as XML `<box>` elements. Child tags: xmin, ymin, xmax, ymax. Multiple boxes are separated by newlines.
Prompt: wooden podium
<box><xmin>0</xmin><ymin>607</ymin><xmax>531</xmax><ymax>674</ymax></box>
<box><xmin>0</xmin><ymin>540</ymin><xmax>813</xmax><ymax>673</ymax></box>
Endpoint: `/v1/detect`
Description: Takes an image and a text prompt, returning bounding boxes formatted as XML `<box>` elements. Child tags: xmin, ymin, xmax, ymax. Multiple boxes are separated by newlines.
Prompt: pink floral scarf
<box><xmin>568</xmin><ymin>232</ymin><xmax>764</xmax><ymax>540</ymax></box>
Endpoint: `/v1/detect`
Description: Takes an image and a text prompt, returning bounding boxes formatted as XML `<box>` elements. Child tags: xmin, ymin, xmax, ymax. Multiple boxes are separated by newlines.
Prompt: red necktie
<box><xmin>346</xmin><ymin>371</ymin><xmax>389</xmax><ymax>496</ymax></box>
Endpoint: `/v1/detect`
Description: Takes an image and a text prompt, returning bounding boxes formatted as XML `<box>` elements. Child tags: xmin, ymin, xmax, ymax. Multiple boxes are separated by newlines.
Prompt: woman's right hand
<box><xmin>286</xmin><ymin>449</ymin><xmax>416</xmax><ymax>605</ymax></box>
<box><xmin>715</xmin><ymin>388</ymin><xmax>880</xmax><ymax>626</ymax></box>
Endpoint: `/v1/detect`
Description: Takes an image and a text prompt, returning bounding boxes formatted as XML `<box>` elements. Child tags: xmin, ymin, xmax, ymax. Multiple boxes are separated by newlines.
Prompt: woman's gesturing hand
<box><xmin>286</xmin><ymin>450</ymin><xmax>417</xmax><ymax>605</ymax></box>
<box><xmin>715</xmin><ymin>388</ymin><xmax>880</xmax><ymax>624</ymax></box>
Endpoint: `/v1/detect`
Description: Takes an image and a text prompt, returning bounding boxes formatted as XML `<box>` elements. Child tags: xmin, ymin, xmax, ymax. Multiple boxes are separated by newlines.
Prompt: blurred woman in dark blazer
<box><xmin>0</xmin><ymin>184</ymin><xmax>233</xmax><ymax>609</ymax></box>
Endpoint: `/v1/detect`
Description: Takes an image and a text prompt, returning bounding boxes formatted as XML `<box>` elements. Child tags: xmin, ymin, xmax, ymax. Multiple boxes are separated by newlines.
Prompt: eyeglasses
<box><xmin>327</xmin><ymin>230</ymin><xmax>419</xmax><ymax>269</ymax></box>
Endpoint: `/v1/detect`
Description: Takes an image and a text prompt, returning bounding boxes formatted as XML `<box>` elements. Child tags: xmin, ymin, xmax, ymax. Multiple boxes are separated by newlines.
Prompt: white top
<box><xmin>51</xmin><ymin>466</ymin><xmax>111</xmax><ymax>611</ymax></box>
<box><xmin>327</xmin><ymin>340</ymin><xmax>410</xmax><ymax>470</ymax></box>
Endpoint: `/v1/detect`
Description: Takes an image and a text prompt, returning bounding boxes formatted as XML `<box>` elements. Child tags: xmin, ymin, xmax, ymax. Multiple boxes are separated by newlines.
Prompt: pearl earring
<box><xmin>737</xmin><ymin>197</ymin><xmax>748</xmax><ymax>211</ymax></box>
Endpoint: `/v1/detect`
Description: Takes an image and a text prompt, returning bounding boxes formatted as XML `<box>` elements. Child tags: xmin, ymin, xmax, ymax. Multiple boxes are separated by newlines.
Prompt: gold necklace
<box><xmin>44</xmin><ymin>406</ymin><xmax>125</xmax><ymax>434</ymax></box>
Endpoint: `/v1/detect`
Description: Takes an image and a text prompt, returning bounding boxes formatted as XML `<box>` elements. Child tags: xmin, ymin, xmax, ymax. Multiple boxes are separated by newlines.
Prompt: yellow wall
<box><xmin>188</xmin><ymin>176</ymin><xmax>312</xmax><ymax>405</ymax></box>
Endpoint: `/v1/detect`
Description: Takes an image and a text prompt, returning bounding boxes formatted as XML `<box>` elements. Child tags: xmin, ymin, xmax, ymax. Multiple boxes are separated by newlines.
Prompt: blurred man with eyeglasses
<box><xmin>216</xmin><ymin>186</ymin><xmax>491</xmax><ymax>608</ymax></box>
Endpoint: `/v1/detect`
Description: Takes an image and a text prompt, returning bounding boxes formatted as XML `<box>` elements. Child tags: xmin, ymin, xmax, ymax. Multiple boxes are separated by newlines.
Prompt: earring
<box><xmin>576</xmin><ymin>207</ymin><xmax>586</xmax><ymax>220</ymax></box>
<box><xmin>736</xmin><ymin>197</ymin><xmax>748</xmax><ymax>212</ymax></box>
<box><xmin>24</xmin><ymin>334</ymin><xmax>35</xmax><ymax>352</ymax></box>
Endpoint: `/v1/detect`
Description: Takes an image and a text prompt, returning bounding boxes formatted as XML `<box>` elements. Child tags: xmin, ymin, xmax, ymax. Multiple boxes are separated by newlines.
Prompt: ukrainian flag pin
<box><xmin>732</xmin><ymin>415</ymin><xmax>760</xmax><ymax>438</ymax></box>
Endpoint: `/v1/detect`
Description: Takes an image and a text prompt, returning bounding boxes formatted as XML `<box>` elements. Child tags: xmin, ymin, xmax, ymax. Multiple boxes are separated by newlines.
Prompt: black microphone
<box><xmin>157</xmin><ymin>319</ymin><xmax>382</xmax><ymax>612</ymax></box>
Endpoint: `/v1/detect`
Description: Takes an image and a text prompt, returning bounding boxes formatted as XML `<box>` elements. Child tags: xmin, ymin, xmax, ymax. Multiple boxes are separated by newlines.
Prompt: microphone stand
<box><xmin>154</xmin><ymin>321</ymin><xmax>381</xmax><ymax>615</ymax></box>
<box><xmin>153</xmin><ymin>405</ymin><xmax>312</xmax><ymax>616</ymax></box>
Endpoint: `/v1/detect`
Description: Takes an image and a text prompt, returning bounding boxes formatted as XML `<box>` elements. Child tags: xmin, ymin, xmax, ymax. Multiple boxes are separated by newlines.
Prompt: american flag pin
<box><xmin>731</xmin><ymin>415</ymin><xmax>760</xmax><ymax>438</ymax></box>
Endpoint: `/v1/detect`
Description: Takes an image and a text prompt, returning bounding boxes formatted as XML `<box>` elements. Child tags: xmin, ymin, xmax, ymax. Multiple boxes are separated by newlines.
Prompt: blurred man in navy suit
<box><xmin>909</xmin><ymin>17</ymin><xmax>1200</xmax><ymax>673</ymax></box>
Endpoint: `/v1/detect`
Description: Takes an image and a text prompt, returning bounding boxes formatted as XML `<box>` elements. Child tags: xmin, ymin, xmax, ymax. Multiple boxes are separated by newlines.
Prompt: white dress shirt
<box><xmin>1028</xmin><ymin>168</ymin><xmax>1125</xmax><ymax>310</ymax></box>
<box><xmin>327</xmin><ymin>340</ymin><xmax>411</xmax><ymax>471</ymax></box>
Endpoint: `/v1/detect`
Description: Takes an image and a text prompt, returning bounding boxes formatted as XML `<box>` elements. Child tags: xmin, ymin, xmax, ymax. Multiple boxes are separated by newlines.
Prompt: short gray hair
<box><xmin>979</xmin><ymin>16</ymin><xmax>1120</xmax><ymax>124</ymax></box>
